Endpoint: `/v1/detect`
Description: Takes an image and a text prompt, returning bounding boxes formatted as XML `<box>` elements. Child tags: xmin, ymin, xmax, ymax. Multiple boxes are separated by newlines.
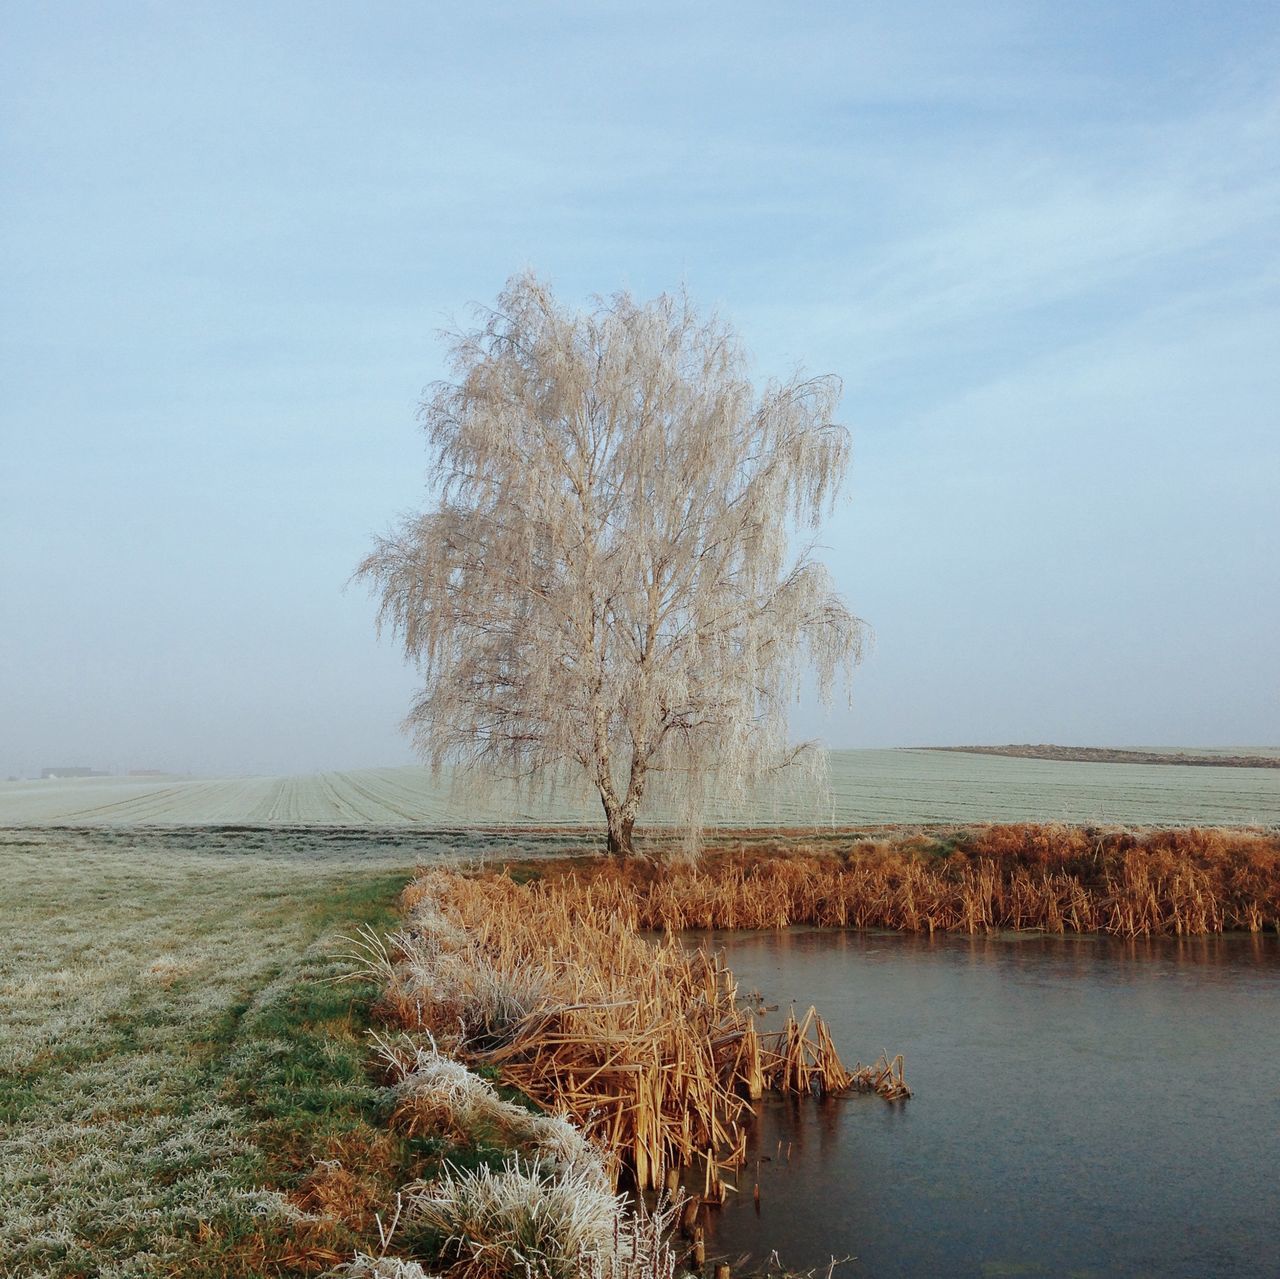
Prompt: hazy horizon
<box><xmin>8</xmin><ymin>745</ymin><xmax>1280</xmax><ymax>789</ymax></box>
<box><xmin>4</xmin><ymin>3</ymin><xmax>1278</xmax><ymax>780</ymax></box>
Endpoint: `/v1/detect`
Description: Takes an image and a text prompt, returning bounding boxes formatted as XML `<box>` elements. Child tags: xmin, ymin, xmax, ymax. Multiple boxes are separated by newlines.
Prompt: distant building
<box><xmin>40</xmin><ymin>767</ymin><xmax>108</xmax><ymax>779</ymax></box>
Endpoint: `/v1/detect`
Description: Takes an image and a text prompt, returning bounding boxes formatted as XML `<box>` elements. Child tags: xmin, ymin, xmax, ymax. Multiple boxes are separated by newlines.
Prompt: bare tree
<box><xmin>357</xmin><ymin>273</ymin><xmax>863</xmax><ymax>857</ymax></box>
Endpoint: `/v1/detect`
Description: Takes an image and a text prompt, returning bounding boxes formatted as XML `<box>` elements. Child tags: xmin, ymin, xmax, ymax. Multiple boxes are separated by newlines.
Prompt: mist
<box><xmin>4</xmin><ymin>2</ymin><xmax>1277</xmax><ymax>779</ymax></box>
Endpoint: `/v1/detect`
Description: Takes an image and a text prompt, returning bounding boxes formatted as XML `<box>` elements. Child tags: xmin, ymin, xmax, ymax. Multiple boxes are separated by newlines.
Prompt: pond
<box><xmin>697</xmin><ymin>928</ymin><xmax>1280</xmax><ymax>1278</ymax></box>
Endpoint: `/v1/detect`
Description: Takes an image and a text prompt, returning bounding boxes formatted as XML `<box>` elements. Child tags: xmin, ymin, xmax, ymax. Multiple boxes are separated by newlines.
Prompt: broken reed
<box><xmin>381</xmin><ymin>869</ymin><xmax>906</xmax><ymax>1200</ymax></box>
<box><xmin>576</xmin><ymin>824</ymin><xmax>1280</xmax><ymax>938</ymax></box>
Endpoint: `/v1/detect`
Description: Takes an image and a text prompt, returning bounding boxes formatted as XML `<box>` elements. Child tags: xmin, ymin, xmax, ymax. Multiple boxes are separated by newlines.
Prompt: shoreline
<box><xmin>346</xmin><ymin>859</ymin><xmax>909</xmax><ymax>1276</ymax></box>
<box><xmin>343</xmin><ymin>821</ymin><xmax>1280</xmax><ymax>1273</ymax></box>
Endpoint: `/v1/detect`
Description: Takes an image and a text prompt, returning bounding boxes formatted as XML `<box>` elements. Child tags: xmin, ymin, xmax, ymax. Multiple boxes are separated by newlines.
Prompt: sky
<box><xmin>2</xmin><ymin>1</ymin><xmax>1278</xmax><ymax>778</ymax></box>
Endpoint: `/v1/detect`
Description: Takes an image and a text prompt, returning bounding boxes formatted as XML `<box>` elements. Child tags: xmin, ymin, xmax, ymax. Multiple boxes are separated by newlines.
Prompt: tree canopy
<box><xmin>358</xmin><ymin>273</ymin><xmax>863</xmax><ymax>855</ymax></box>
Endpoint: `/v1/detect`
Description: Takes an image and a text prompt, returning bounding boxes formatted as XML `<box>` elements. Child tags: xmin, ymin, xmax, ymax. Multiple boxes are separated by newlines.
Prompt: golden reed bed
<box><xmin>571</xmin><ymin>824</ymin><xmax>1280</xmax><ymax>937</ymax></box>
<box><xmin>366</xmin><ymin>823</ymin><xmax>1276</xmax><ymax>1227</ymax></box>
<box><xmin>375</xmin><ymin>868</ymin><xmax>907</xmax><ymax>1205</ymax></box>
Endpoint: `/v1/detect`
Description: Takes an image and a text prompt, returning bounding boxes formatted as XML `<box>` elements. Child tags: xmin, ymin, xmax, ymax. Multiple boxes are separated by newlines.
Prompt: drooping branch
<box><xmin>356</xmin><ymin>272</ymin><xmax>865</xmax><ymax>855</ymax></box>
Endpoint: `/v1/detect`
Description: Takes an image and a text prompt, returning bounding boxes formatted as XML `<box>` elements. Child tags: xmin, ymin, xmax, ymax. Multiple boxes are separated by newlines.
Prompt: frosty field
<box><xmin>0</xmin><ymin>829</ymin><xmax>430</xmax><ymax>1278</ymax></box>
<box><xmin>3</xmin><ymin>748</ymin><xmax>1277</xmax><ymax>829</ymax></box>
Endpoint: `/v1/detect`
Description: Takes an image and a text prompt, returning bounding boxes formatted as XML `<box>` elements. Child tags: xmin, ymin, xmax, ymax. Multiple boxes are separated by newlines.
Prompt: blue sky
<box><xmin>2</xmin><ymin>2</ymin><xmax>1278</xmax><ymax>777</ymax></box>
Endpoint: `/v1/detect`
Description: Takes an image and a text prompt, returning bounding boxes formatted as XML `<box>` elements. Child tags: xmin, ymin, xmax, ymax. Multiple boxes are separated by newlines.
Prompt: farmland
<box><xmin>3</xmin><ymin>748</ymin><xmax>1278</xmax><ymax>829</ymax></box>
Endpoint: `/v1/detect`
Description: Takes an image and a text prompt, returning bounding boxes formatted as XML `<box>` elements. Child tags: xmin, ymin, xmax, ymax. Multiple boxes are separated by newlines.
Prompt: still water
<box><xmin>698</xmin><ymin>929</ymin><xmax>1280</xmax><ymax>1278</ymax></box>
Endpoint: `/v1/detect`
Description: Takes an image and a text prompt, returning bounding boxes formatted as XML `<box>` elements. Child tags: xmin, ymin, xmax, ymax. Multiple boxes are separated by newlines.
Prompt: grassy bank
<box><xmin>0</xmin><ymin>830</ymin><xmax>422</xmax><ymax>1278</ymax></box>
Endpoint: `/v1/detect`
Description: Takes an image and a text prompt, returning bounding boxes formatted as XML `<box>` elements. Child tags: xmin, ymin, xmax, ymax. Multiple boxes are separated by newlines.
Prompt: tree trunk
<box><xmin>603</xmin><ymin>798</ymin><xmax>636</xmax><ymax>858</ymax></box>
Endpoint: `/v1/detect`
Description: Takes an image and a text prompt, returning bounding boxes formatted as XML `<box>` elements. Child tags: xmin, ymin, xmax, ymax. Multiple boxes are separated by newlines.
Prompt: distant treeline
<box><xmin>548</xmin><ymin>824</ymin><xmax>1280</xmax><ymax>938</ymax></box>
<box><xmin>924</xmin><ymin>744</ymin><xmax>1280</xmax><ymax>769</ymax></box>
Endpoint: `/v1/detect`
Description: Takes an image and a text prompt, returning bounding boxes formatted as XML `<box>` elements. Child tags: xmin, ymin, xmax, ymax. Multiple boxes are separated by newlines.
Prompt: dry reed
<box><xmin>399</xmin><ymin>1157</ymin><xmax>679</xmax><ymax>1279</ymax></box>
<box><xmin>376</xmin><ymin>868</ymin><xmax>907</xmax><ymax>1201</ymax></box>
<box><xmin>557</xmin><ymin>824</ymin><xmax>1280</xmax><ymax>939</ymax></box>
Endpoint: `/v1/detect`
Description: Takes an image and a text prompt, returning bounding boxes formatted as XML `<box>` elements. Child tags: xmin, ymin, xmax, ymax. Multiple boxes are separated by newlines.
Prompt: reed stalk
<box><xmin>553</xmin><ymin>824</ymin><xmax>1280</xmax><ymax>939</ymax></box>
<box><xmin>375</xmin><ymin>867</ymin><xmax>908</xmax><ymax>1199</ymax></box>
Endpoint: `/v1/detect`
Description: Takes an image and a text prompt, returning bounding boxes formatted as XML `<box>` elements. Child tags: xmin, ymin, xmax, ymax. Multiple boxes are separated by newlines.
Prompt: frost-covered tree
<box><xmin>357</xmin><ymin>274</ymin><xmax>863</xmax><ymax>856</ymax></box>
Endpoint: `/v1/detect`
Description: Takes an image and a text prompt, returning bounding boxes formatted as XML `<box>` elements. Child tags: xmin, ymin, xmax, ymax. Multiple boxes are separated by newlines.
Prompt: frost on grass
<box><xmin>0</xmin><ymin>829</ymin><xmax>413</xmax><ymax>1278</ymax></box>
<box><xmin>378</xmin><ymin>1038</ymin><xmax>607</xmax><ymax>1186</ymax></box>
<box><xmin>336</xmin><ymin>1256</ymin><xmax>441</xmax><ymax>1279</ymax></box>
<box><xmin>402</xmin><ymin>1157</ymin><xmax>677</xmax><ymax>1279</ymax></box>
<box><xmin>358</xmin><ymin>953</ymin><xmax>678</xmax><ymax>1278</ymax></box>
<box><xmin>368</xmin><ymin>895</ymin><xmax>549</xmax><ymax>1050</ymax></box>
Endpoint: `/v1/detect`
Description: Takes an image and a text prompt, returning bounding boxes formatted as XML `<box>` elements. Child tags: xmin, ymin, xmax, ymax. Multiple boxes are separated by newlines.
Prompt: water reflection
<box><xmin>696</xmin><ymin>928</ymin><xmax>1280</xmax><ymax>1279</ymax></box>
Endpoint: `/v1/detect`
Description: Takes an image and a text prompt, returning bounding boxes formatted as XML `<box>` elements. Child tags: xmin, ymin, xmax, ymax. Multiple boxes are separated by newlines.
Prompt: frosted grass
<box><xmin>0</xmin><ymin>831</ymin><xmax>416</xmax><ymax>1278</ymax></box>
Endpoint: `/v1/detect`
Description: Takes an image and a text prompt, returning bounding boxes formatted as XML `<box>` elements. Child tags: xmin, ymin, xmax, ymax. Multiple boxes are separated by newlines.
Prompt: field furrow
<box><xmin>3</xmin><ymin>750</ymin><xmax>1276</xmax><ymax>829</ymax></box>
